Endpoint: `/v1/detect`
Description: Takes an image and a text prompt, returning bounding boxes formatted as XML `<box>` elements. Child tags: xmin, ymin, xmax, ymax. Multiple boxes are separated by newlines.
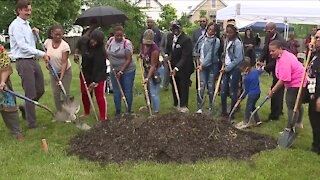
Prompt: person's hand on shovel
<box><xmin>88</xmin><ymin>82</ymin><xmax>98</xmax><ymax>92</ymax></box>
<box><xmin>197</xmin><ymin>65</ymin><xmax>202</xmax><ymax>71</ymax></box>
<box><xmin>74</xmin><ymin>54</ymin><xmax>80</xmax><ymax>64</ymax></box>
<box><xmin>0</xmin><ymin>82</ymin><xmax>6</xmax><ymax>91</ymax></box>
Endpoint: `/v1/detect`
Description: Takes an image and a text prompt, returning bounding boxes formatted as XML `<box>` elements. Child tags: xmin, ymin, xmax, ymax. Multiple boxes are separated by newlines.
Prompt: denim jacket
<box><xmin>223</xmin><ymin>37</ymin><xmax>244</xmax><ymax>72</ymax></box>
<box><xmin>193</xmin><ymin>35</ymin><xmax>220</xmax><ymax>68</ymax></box>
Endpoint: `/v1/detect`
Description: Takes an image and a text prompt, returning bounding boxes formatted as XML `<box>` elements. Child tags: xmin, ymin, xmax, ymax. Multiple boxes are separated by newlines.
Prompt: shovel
<box><xmin>228</xmin><ymin>91</ymin><xmax>245</xmax><ymax>121</ymax></box>
<box><xmin>47</xmin><ymin>61</ymin><xmax>80</xmax><ymax>115</ymax></box>
<box><xmin>195</xmin><ymin>57</ymin><xmax>203</xmax><ymax>103</ymax></box>
<box><xmin>212</xmin><ymin>64</ymin><xmax>224</xmax><ymax>106</ymax></box>
<box><xmin>278</xmin><ymin>37</ymin><xmax>316</xmax><ymax>148</ymax></box>
<box><xmin>138</xmin><ymin>57</ymin><xmax>153</xmax><ymax>116</ymax></box>
<box><xmin>5</xmin><ymin>89</ymin><xmax>54</xmax><ymax>116</ymax></box>
<box><xmin>167</xmin><ymin>58</ymin><xmax>180</xmax><ymax>108</ymax></box>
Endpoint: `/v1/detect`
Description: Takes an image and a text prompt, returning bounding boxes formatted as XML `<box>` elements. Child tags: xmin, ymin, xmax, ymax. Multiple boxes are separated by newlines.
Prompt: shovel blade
<box><xmin>53</xmin><ymin>111</ymin><xmax>76</xmax><ymax>122</ymax></box>
<box><xmin>278</xmin><ymin>129</ymin><xmax>297</xmax><ymax>148</ymax></box>
<box><xmin>62</xmin><ymin>99</ymin><xmax>80</xmax><ymax>115</ymax></box>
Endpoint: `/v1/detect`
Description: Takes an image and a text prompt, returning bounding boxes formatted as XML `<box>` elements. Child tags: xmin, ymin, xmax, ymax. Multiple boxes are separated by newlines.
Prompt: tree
<box><xmin>0</xmin><ymin>0</ymin><xmax>80</xmax><ymax>36</ymax></box>
<box><xmin>179</xmin><ymin>13</ymin><xmax>191</xmax><ymax>28</ymax></box>
<box><xmin>0</xmin><ymin>0</ymin><xmax>16</xmax><ymax>34</ymax></box>
<box><xmin>157</xmin><ymin>4</ymin><xmax>177</xmax><ymax>30</ymax></box>
<box><xmin>200</xmin><ymin>10</ymin><xmax>207</xmax><ymax>18</ymax></box>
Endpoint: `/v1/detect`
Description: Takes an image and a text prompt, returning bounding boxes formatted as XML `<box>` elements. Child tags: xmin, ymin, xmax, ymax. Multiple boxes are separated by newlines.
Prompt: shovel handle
<box><xmin>138</xmin><ymin>57</ymin><xmax>153</xmax><ymax>116</ymax></box>
<box><xmin>167</xmin><ymin>59</ymin><xmax>180</xmax><ymax>107</ymax></box>
<box><xmin>248</xmin><ymin>95</ymin><xmax>270</xmax><ymax>123</ymax></box>
<box><xmin>212</xmin><ymin>65</ymin><xmax>224</xmax><ymax>104</ymax></box>
<box><xmin>5</xmin><ymin>89</ymin><xmax>53</xmax><ymax>115</ymax></box>
<box><xmin>228</xmin><ymin>91</ymin><xmax>245</xmax><ymax>120</ymax></box>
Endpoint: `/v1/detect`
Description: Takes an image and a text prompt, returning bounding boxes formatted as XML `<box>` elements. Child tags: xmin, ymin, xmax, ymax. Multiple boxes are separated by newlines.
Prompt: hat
<box><xmin>171</xmin><ymin>20</ymin><xmax>182</xmax><ymax>29</ymax></box>
<box><xmin>227</xmin><ymin>19</ymin><xmax>236</xmax><ymax>25</ymax></box>
<box><xmin>143</xmin><ymin>29</ymin><xmax>154</xmax><ymax>45</ymax></box>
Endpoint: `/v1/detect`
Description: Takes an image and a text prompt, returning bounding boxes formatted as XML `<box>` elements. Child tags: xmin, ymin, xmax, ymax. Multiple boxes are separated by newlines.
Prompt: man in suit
<box><xmin>260</xmin><ymin>22</ymin><xmax>288</xmax><ymax>120</ymax></box>
<box><xmin>192</xmin><ymin>17</ymin><xmax>207</xmax><ymax>46</ymax></box>
<box><xmin>165</xmin><ymin>21</ymin><xmax>194</xmax><ymax>113</ymax></box>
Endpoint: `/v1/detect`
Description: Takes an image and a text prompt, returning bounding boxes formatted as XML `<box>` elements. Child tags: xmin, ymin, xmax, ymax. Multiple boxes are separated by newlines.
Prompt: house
<box><xmin>133</xmin><ymin>0</ymin><xmax>164</xmax><ymax>20</ymax></box>
<box><xmin>188</xmin><ymin>0</ymin><xmax>227</xmax><ymax>23</ymax></box>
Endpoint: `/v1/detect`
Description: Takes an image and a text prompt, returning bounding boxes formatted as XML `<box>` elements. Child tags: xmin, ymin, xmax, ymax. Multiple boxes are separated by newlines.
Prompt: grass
<box><xmin>1</xmin><ymin>57</ymin><xmax>320</xmax><ymax>179</ymax></box>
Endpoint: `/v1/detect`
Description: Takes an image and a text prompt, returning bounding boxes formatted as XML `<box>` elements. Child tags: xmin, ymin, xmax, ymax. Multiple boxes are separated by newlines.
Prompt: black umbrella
<box><xmin>74</xmin><ymin>6</ymin><xmax>128</xmax><ymax>27</ymax></box>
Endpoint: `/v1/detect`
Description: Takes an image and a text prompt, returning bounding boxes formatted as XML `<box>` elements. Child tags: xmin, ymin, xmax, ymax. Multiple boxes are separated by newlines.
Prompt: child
<box><xmin>237</xmin><ymin>60</ymin><xmax>264</xmax><ymax>129</ymax></box>
<box><xmin>0</xmin><ymin>44</ymin><xmax>23</xmax><ymax>140</ymax></box>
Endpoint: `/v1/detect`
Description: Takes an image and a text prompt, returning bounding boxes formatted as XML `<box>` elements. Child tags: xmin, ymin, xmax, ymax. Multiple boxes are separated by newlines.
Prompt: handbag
<box><xmin>152</xmin><ymin>71</ymin><xmax>162</xmax><ymax>84</ymax></box>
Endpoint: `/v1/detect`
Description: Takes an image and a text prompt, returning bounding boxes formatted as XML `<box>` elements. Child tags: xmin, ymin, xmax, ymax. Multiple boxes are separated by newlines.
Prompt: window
<box><xmin>212</xmin><ymin>0</ymin><xmax>216</xmax><ymax>8</ymax></box>
<box><xmin>146</xmin><ymin>0</ymin><xmax>151</xmax><ymax>7</ymax></box>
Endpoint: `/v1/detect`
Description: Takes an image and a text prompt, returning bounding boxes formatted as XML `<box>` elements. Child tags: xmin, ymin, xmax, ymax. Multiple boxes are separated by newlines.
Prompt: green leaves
<box><xmin>157</xmin><ymin>4</ymin><xmax>177</xmax><ymax>31</ymax></box>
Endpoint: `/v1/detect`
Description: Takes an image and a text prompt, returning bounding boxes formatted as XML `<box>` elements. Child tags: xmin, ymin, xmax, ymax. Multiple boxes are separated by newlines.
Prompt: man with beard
<box><xmin>259</xmin><ymin>22</ymin><xmax>287</xmax><ymax>120</ymax></box>
<box><xmin>165</xmin><ymin>21</ymin><xmax>194</xmax><ymax>113</ymax></box>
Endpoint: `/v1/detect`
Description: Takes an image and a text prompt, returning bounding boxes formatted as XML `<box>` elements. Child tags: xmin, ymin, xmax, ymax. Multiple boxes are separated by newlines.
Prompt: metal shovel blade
<box><xmin>62</xmin><ymin>96</ymin><xmax>80</xmax><ymax>115</ymax></box>
<box><xmin>278</xmin><ymin>129</ymin><xmax>297</xmax><ymax>148</ymax></box>
<box><xmin>53</xmin><ymin>111</ymin><xmax>76</xmax><ymax>122</ymax></box>
<box><xmin>76</xmin><ymin>122</ymin><xmax>91</xmax><ymax>131</ymax></box>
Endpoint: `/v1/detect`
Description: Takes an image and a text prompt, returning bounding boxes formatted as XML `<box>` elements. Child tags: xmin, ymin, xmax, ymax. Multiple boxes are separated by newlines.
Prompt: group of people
<box><xmin>1</xmin><ymin>0</ymin><xmax>320</xmax><ymax>154</ymax></box>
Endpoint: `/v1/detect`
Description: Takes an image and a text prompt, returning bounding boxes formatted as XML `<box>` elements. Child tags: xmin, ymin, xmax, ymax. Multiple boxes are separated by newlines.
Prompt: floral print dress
<box><xmin>0</xmin><ymin>45</ymin><xmax>17</xmax><ymax>111</ymax></box>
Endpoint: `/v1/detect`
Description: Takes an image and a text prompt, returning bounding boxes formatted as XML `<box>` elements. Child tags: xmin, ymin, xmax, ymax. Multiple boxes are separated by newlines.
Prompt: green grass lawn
<box><xmin>1</xmin><ymin>57</ymin><xmax>320</xmax><ymax>179</ymax></box>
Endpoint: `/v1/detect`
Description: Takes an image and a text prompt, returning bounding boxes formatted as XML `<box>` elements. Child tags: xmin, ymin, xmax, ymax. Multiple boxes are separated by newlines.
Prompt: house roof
<box><xmin>188</xmin><ymin>0</ymin><xmax>227</xmax><ymax>16</ymax></box>
<box><xmin>136</xmin><ymin>0</ymin><xmax>163</xmax><ymax>7</ymax></box>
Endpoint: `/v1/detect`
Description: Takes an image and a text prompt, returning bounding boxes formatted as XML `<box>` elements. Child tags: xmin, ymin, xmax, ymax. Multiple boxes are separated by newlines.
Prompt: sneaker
<box><xmin>19</xmin><ymin>105</ymin><xmax>26</xmax><ymax>120</ymax></box>
<box><xmin>256</xmin><ymin>121</ymin><xmax>262</xmax><ymax>126</ymax></box>
<box><xmin>179</xmin><ymin>107</ymin><xmax>189</xmax><ymax>113</ymax></box>
<box><xmin>196</xmin><ymin>109</ymin><xmax>202</xmax><ymax>114</ymax></box>
<box><xmin>76</xmin><ymin>123</ymin><xmax>91</xmax><ymax>130</ymax></box>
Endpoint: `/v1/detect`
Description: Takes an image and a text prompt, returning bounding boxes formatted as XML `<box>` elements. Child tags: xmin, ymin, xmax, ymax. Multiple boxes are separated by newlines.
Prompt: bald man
<box><xmin>260</xmin><ymin>22</ymin><xmax>288</xmax><ymax>121</ymax></box>
<box><xmin>140</xmin><ymin>18</ymin><xmax>162</xmax><ymax>47</ymax></box>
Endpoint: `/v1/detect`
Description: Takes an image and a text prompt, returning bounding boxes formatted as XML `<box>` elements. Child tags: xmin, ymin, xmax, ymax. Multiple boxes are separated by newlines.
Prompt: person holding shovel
<box><xmin>165</xmin><ymin>21</ymin><xmax>194</xmax><ymax>113</ymax></box>
<box><xmin>193</xmin><ymin>22</ymin><xmax>220</xmax><ymax>113</ymax></box>
<box><xmin>267</xmin><ymin>40</ymin><xmax>306</xmax><ymax>133</ymax></box>
<box><xmin>44</xmin><ymin>25</ymin><xmax>72</xmax><ymax>117</ymax></box>
<box><xmin>236</xmin><ymin>60</ymin><xmax>263</xmax><ymax>129</ymax></box>
<box><xmin>106</xmin><ymin>25</ymin><xmax>136</xmax><ymax>115</ymax></box>
<box><xmin>220</xmin><ymin>24</ymin><xmax>244</xmax><ymax>120</ymax></box>
<box><xmin>139</xmin><ymin>29</ymin><xmax>161</xmax><ymax>114</ymax></box>
<box><xmin>8</xmin><ymin>0</ymin><xmax>50</xmax><ymax>129</ymax></box>
<box><xmin>306</xmin><ymin>30</ymin><xmax>320</xmax><ymax>154</ymax></box>
<box><xmin>78</xmin><ymin>29</ymin><xmax>107</xmax><ymax>121</ymax></box>
<box><xmin>0</xmin><ymin>44</ymin><xmax>23</xmax><ymax>140</ymax></box>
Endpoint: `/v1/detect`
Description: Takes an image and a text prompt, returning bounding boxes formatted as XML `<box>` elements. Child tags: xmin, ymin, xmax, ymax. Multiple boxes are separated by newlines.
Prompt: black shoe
<box><xmin>268</xmin><ymin>114</ymin><xmax>279</xmax><ymax>121</ymax></box>
<box><xmin>19</xmin><ymin>105</ymin><xmax>26</xmax><ymax>120</ymax></box>
<box><xmin>311</xmin><ymin>146</ymin><xmax>320</xmax><ymax>154</ymax></box>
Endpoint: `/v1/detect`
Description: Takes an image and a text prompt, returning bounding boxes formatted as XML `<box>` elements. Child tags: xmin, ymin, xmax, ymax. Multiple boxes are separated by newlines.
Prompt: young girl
<box><xmin>193</xmin><ymin>22</ymin><xmax>220</xmax><ymax>113</ymax></box>
<box><xmin>220</xmin><ymin>24</ymin><xmax>244</xmax><ymax>120</ymax></box>
<box><xmin>80</xmin><ymin>29</ymin><xmax>107</xmax><ymax>121</ymax></box>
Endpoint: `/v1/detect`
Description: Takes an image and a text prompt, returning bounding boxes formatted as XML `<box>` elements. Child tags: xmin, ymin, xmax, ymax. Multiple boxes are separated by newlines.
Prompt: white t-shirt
<box><xmin>44</xmin><ymin>39</ymin><xmax>71</xmax><ymax>73</ymax></box>
<box><xmin>225</xmin><ymin>41</ymin><xmax>233</xmax><ymax>66</ymax></box>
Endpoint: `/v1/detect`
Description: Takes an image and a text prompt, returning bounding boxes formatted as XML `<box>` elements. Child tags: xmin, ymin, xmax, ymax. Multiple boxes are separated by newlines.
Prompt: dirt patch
<box><xmin>68</xmin><ymin>113</ymin><xmax>277</xmax><ymax>164</ymax></box>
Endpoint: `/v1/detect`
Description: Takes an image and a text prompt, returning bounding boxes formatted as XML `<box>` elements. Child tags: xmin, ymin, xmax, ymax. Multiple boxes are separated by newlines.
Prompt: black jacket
<box><xmin>76</xmin><ymin>30</ymin><xmax>107</xmax><ymax>83</ymax></box>
<box><xmin>260</xmin><ymin>32</ymin><xmax>288</xmax><ymax>73</ymax></box>
<box><xmin>166</xmin><ymin>32</ymin><xmax>194</xmax><ymax>77</ymax></box>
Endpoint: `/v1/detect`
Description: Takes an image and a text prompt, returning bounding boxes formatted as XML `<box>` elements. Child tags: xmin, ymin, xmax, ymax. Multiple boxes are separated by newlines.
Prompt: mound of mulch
<box><xmin>68</xmin><ymin>113</ymin><xmax>277</xmax><ymax>164</ymax></box>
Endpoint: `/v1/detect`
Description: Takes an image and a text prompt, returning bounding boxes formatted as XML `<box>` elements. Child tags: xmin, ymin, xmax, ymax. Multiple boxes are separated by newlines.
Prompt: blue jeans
<box><xmin>145</xmin><ymin>70</ymin><xmax>161</xmax><ymax>112</ymax></box>
<box><xmin>220</xmin><ymin>67</ymin><xmax>241</xmax><ymax>114</ymax></box>
<box><xmin>110</xmin><ymin>70</ymin><xmax>135</xmax><ymax>114</ymax></box>
<box><xmin>245</xmin><ymin>94</ymin><xmax>261</xmax><ymax>123</ymax></box>
<box><xmin>197</xmin><ymin>64</ymin><xmax>219</xmax><ymax>109</ymax></box>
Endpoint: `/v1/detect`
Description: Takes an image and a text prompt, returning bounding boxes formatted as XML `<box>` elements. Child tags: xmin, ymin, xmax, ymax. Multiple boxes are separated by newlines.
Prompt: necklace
<box><xmin>52</xmin><ymin>41</ymin><xmax>61</xmax><ymax>49</ymax></box>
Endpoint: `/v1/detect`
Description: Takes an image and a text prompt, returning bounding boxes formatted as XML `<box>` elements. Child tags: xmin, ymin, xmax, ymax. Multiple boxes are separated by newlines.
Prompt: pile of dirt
<box><xmin>68</xmin><ymin>113</ymin><xmax>277</xmax><ymax>164</ymax></box>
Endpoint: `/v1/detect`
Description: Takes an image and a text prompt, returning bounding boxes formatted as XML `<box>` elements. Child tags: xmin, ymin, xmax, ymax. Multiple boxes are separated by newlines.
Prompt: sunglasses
<box><xmin>200</xmin><ymin>20</ymin><xmax>206</xmax><ymax>23</ymax></box>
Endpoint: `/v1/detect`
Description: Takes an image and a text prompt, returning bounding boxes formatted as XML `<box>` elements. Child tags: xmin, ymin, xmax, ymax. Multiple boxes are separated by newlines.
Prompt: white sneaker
<box><xmin>196</xmin><ymin>109</ymin><xmax>202</xmax><ymax>114</ymax></box>
<box><xmin>179</xmin><ymin>107</ymin><xmax>189</xmax><ymax>113</ymax></box>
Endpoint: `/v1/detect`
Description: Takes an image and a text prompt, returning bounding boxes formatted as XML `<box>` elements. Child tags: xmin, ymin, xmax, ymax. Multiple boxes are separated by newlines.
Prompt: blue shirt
<box><xmin>242</xmin><ymin>69</ymin><xmax>264</xmax><ymax>98</ymax></box>
<box><xmin>8</xmin><ymin>16</ymin><xmax>45</xmax><ymax>59</ymax></box>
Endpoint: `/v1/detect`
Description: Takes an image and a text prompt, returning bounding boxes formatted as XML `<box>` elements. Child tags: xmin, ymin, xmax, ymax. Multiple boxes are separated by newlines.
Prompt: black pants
<box><xmin>171</xmin><ymin>75</ymin><xmax>191</xmax><ymax>107</ymax></box>
<box><xmin>270</xmin><ymin>74</ymin><xmax>284</xmax><ymax>119</ymax></box>
<box><xmin>309</xmin><ymin>94</ymin><xmax>320</xmax><ymax>150</ymax></box>
<box><xmin>285</xmin><ymin>88</ymin><xmax>304</xmax><ymax>128</ymax></box>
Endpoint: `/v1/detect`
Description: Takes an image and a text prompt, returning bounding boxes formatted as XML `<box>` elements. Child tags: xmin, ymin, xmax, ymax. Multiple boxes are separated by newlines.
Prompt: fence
<box><xmin>64</xmin><ymin>36</ymin><xmax>81</xmax><ymax>54</ymax></box>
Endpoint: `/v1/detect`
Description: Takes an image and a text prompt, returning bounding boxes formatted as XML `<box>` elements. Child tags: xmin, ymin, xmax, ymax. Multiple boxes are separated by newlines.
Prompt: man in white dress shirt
<box><xmin>8</xmin><ymin>0</ymin><xmax>50</xmax><ymax>129</ymax></box>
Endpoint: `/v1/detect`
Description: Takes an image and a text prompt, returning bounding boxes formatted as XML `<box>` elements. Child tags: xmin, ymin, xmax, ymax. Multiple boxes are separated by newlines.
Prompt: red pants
<box><xmin>80</xmin><ymin>75</ymin><xmax>107</xmax><ymax>121</ymax></box>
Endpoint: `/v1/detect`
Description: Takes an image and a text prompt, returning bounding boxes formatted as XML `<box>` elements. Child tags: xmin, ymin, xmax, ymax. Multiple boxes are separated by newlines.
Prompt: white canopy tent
<box><xmin>216</xmin><ymin>3</ymin><xmax>320</xmax><ymax>39</ymax></box>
